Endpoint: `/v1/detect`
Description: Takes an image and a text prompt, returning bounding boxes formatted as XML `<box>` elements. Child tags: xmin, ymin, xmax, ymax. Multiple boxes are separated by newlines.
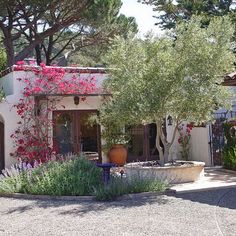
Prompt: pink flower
<box><xmin>40</xmin><ymin>62</ymin><xmax>46</xmax><ymax>67</ymax></box>
<box><xmin>33</xmin><ymin>86</ymin><xmax>42</xmax><ymax>93</ymax></box>
<box><xmin>17</xmin><ymin>61</ymin><xmax>25</xmax><ymax>66</ymax></box>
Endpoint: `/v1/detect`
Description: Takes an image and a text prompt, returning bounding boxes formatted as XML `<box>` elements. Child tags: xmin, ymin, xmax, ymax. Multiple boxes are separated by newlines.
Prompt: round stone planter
<box><xmin>124</xmin><ymin>161</ymin><xmax>205</xmax><ymax>184</ymax></box>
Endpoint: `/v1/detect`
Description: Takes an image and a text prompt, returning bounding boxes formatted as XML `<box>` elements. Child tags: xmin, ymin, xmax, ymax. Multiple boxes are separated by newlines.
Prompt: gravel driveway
<box><xmin>0</xmin><ymin>188</ymin><xmax>236</xmax><ymax>236</ymax></box>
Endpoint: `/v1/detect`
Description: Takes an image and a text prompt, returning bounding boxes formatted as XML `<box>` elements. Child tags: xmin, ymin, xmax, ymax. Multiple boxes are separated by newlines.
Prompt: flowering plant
<box><xmin>177</xmin><ymin>123</ymin><xmax>193</xmax><ymax>161</ymax></box>
<box><xmin>11</xmin><ymin>61</ymin><xmax>97</xmax><ymax>162</ymax></box>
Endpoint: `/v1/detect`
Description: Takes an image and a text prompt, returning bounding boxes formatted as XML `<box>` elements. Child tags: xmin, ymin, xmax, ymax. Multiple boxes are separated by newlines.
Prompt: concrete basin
<box><xmin>124</xmin><ymin>161</ymin><xmax>205</xmax><ymax>184</ymax></box>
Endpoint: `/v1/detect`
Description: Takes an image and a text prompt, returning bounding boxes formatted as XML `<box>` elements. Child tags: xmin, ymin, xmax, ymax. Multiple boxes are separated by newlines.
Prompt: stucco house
<box><xmin>0</xmin><ymin>64</ymin><xmax>213</xmax><ymax>171</ymax></box>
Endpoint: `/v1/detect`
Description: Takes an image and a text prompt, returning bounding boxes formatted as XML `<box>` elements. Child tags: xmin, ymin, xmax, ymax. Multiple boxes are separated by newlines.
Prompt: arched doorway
<box><xmin>0</xmin><ymin>115</ymin><xmax>4</xmax><ymax>172</ymax></box>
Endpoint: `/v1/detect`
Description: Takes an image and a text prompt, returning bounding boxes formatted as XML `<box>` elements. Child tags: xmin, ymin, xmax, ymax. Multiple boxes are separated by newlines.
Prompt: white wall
<box><xmin>166</xmin><ymin>122</ymin><xmax>212</xmax><ymax>166</ymax></box>
<box><xmin>0</xmin><ymin>71</ymin><xmax>25</xmax><ymax>168</ymax></box>
<box><xmin>189</xmin><ymin>126</ymin><xmax>212</xmax><ymax>166</ymax></box>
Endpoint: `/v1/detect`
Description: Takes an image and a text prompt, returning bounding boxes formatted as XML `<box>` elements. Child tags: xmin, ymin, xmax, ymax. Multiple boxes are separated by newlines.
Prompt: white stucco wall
<box><xmin>0</xmin><ymin>68</ymin><xmax>108</xmax><ymax>168</ymax></box>
<box><xmin>189</xmin><ymin>126</ymin><xmax>212</xmax><ymax>166</ymax></box>
<box><xmin>0</xmin><ymin>71</ymin><xmax>27</xmax><ymax>168</ymax></box>
<box><xmin>166</xmin><ymin>122</ymin><xmax>212</xmax><ymax>166</ymax></box>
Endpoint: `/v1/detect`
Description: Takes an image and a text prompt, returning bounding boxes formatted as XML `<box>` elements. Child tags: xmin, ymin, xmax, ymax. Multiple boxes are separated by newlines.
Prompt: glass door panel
<box><xmin>149</xmin><ymin>123</ymin><xmax>158</xmax><ymax>157</ymax></box>
<box><xmin>79</xmin><ymin>112</ymin><xmax>98</xmax><ymax>153</ymax></box>
<box><xmin>53</xmin><ymin>112</ymin><xmax>75</xmax><ymax>154</ymax></box>
<box><xmin>126</xmin><ymin>125</ymin><xmax>144</xmax><ymax>162</ymax></box>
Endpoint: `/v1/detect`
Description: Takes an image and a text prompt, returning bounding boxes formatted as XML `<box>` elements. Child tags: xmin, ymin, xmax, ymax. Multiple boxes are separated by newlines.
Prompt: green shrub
<box><xmin>0</xmin><ymin>158</ymin><xmax>167</xmax><ymax>200</ymax></box>
<box><xmin>0</xmin><ymin>157</ymin><xmax>103</xmax><ymax>196</ymax></box>
<box><xmin>93</xmin><ymin>175</ymin><xmax>167</xmax><ymax>201</ymax></box>
<box><xmin>223</xmin><ymin>147</ymin><xmax>236</xmax><ymax>171</ymax></box>
<box><xmin>222</xmin><ymin>123</ymin><xmax>236</xmax><ymax>170</ymax></box>
<box><xmin>0</xmin><ymin>166</ymin><xmax>29</xmax><ymax>193</ymax></box>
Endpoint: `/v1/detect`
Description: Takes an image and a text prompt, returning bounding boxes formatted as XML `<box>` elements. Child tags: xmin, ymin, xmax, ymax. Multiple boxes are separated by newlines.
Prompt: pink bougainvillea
<box><xmin>11</xmin><ymin>62</ymin><xmax>97</xmax><ymax>162</ymax></box>
<box><xmin>177</xmin><ymin>123</ymin><xmax>193</xmax><ymax>161</ymax></box>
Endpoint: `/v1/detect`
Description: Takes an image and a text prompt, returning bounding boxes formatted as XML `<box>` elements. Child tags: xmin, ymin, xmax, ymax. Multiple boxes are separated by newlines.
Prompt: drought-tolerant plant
<box><xmin>24</xmin><ymin>157</ymin><xmax>102</xmax><ymax>196</ymax></box>
<box><xmin>101</xmin><ymin>16</ymin><xmax>235</xmax><ymax>165</ymax></box>
<box><xmin>93</xmin><ymin>175</ymin><xmax>167</xmax><ymax>201</ymax></box>
<box><xmin>0</xmin><ymin>157</ymin><xmax>103</xmax><ymax>196</ymax></box>
<box><xmin>0</xmin><ymin>157</ymin><xmax>167</xmax><ymax>200</ymax></box>
<box><xmin>0</xmin><ymin>160</ymin><xmax>34</xmax><ymax>193</ymax></box>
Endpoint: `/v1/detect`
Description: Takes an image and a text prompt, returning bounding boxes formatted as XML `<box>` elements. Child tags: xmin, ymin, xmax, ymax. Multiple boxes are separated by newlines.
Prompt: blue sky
<box><xmin>120</xmin><ymin>0</ymin><xmax>162</xmax><ymax>36</ymax></box>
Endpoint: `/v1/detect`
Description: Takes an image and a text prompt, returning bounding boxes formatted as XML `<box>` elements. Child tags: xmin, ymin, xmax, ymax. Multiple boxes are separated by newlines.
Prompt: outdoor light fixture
<box><xmin>167</xmin><ymin>115</ymin><xmax>173</xmax><ymax>126</ymax></box>
<box><xmin>74</xmin><ymin>96</ymin><xmax>80</xmax><ymax>105</ymax></box>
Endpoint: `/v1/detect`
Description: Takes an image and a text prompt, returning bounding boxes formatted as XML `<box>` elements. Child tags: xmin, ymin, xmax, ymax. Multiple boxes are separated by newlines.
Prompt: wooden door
<box><xmin>0</xmin><ymin>122</ymin><xmax>4</xmax><ymax>172</ymax></box>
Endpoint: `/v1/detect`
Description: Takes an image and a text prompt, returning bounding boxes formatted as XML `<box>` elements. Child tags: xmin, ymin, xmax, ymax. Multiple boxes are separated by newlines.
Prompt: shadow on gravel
<box><xmin>171</xmin><ymin>188</ymin><xmax>236</xmax><ymax>210</ymax></box>
<box><xmin>3</xmin><ymin>193</ymin><xmax>170</xmax><ymax>216</ymax></box>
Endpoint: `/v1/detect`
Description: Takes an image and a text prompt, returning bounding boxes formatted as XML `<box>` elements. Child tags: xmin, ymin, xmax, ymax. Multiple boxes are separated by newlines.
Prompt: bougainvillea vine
<box><xmin>11</xmin><ymin>61</ymin><xmax>97</xmax><ymax>162</ymax></box>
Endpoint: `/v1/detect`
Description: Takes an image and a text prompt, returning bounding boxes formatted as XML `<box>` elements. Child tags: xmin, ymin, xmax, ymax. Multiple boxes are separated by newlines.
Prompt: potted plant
<box><xmin>102</xmin><ymin>123</ymin><xmax>130</xmax><ymax>166</ymax></box>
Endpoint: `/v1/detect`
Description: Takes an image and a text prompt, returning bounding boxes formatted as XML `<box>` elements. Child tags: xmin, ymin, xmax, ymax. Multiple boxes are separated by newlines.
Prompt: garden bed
<box><xmin>124</xmin><ymin>160</ymin><xmax>205</xmax><ymax>184</ymax></box>
<box><xmin>0</xmin><ymin>157</ymin><xmax>167</xmax><ymax>201</ymax></box>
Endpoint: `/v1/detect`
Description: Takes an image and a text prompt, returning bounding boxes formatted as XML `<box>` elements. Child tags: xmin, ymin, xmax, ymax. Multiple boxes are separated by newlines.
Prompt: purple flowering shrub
<box><xmin>0</xmin><ymin>156</ymin><xmax>102</xmax><ymax>195</ymax></box>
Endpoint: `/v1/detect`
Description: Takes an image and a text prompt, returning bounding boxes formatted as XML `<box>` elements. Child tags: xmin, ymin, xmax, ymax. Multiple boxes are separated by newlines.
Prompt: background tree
<box><xmin>100</xmin><ymin>16</ymin><xmax>235</xmax><ymax>165</ymax></box>
<box><xmin>140</xmin><ymin>0</ymin><xmax>236</xmax><ymax>29</ymax></box>
<box><xmin>0</xmin><ymin>0</ymin><xmax>137</xmax><ymax>67</ymax></box>
<box><xmin>0</xmin><ymin>48</ymin><xmax>6</xmax><ymax>72</ymax></box>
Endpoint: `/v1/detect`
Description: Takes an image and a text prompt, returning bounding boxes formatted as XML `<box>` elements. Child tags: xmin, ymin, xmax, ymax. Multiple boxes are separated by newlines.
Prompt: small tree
<box><xmin>101</xmin><ymin>16</ymin><xmax>235</xmax><ymax>166</ymax></box>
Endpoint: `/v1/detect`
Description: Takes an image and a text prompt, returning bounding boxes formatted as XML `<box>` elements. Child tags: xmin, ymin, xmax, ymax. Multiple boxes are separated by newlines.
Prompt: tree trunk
<box><xmin>164</xmin><ymin>144</ymin><xmax>171</xmax><ymax>163</ymax></box>
<box><xmin>156</xmin><ymin>119</ymin><xmax>179</xmax><ymax>166</ymax></box>
<box><xmin>156</xmin><ymin>121</ymin><xmax>164</xmax><ymax>166</ymax></box>
<box><xmin>45</xmin><ymin>35</ymin><xmax>53</xmax><ymax>65</ymax></box>
<box><xmin>3</xmin><ymin>32</ymin><xmax>15</xmax><ymax>67</ymax></box>
<box><xmin>35</xmin><ymin>44</ymin><xmax>42</xmax><ymax>65</ymax></box>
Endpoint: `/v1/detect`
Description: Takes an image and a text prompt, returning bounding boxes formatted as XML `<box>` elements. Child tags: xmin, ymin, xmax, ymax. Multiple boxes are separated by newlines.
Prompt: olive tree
<box><xmin>101</xmin><ymin>16</ymin><xmax>235</xmax><ymax>166</ymax></box>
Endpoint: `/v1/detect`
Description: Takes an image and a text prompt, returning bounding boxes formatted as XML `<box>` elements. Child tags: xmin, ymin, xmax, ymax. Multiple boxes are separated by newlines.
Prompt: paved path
<box><xmin>0</xmin><ymin>188</ymin><xmax>236</xmax><ymax>236</ymax></box>
<box><xmin>171</xmin><ymin>167</ymin><xmax>236</xmax><ymax>192</ymax></box>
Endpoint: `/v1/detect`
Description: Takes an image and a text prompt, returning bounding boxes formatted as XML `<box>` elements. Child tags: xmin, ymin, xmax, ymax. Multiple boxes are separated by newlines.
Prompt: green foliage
<box><xmin>223</xmin><ymin>146</ymin><xmax>236</xmax><ymax>170</ymax></box>
<box><xmin>0</xmin><ymin>0</ymin><xmax>138</xmax><ymax>66</ymax></box>
<box><xmin>100</xmin><ymin>16</ymin><xmax>235</xmax><ymax>163</ymax></box>
<box><xmin>0</xmin><ymin>47</ymin><xmax>6</xmax><ymax>71</ymax></box>
<box><xmin>0</xmin><ymin>174</ymin><xmax>24</xmax><ymax>194</ymax></box>
<box><xmin>0</xmin><ymin>158</ymin><xmax>167</xmax><ymax>200</ymax></box>
<box><xmin>223</xmin><ymin>123</ymin><xmax>236</xmax><ymax>147</ymax></box>
<box><xmin>141</xmin><ymin>0</ymin><xmax>236</xmax><ymax>30</ymax></box>
<box><xmin>0</xmin><ymin>157</ymin><xmax>103</xmax><ymax>196</ymax></box>
<box><xmin>102</xmin><ymin>16</ymin><xmax>234</xmax><ymax>125</ymax></box>
<box><xmin>93</xmin><ymin>175</ymin><xmax>167</xmax><ymax>201</ymax></box>
<box><xmin>222</xmin><ymin>123</ymin><xmax>236</xmax><ymax>170</ymax></box>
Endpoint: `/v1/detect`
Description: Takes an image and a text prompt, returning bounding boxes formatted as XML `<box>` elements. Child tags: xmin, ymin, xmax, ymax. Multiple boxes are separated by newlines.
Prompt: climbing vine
<box><xmin>11</xmin><ymin>61</ymin><xmax>97</xmax><ymax>162</ymax></box>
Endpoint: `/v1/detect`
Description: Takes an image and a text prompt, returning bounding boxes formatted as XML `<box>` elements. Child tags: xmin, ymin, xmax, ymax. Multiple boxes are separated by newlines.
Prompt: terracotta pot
<box><xmin>108</xmin><ymin>144</ymin><xmax>127</xmax><ymax>166</ymax></box>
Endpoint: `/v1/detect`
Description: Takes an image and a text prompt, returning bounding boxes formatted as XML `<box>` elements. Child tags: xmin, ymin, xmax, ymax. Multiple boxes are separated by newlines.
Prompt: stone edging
<box><xmin>0</xmin><ymin>189</ymin><xmax>176</xmax><ymax>202</ymax></box>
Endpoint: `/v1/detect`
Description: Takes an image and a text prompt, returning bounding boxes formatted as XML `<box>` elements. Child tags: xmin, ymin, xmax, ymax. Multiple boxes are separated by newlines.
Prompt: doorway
<box><xmin>0</xmin><ymin>121</ymin><xmax>4</xmax><ymax>172</ymax></box>
<box><xmin>126</xmin><ymin>124</ymin><xmax>159</xmax><ymax>162</ymax></box>
<box><xmin>53</xmin><ymin>110</ymin><xmax>101</xmax><ymax>158</ymax></box>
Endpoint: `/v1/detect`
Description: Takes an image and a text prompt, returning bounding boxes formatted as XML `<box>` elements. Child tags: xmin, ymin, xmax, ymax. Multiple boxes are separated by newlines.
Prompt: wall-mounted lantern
<box><xmin>74</xmin><ymin>96</ymin><xmax>80</xmax><ymax>105</ymax></box>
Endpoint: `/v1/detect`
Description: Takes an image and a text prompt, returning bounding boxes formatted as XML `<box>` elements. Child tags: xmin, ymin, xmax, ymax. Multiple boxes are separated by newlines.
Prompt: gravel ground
<box><xmin>0</xmin><ymin>188</ymin><xmax>236</xmax><ymax>236</ymax></box>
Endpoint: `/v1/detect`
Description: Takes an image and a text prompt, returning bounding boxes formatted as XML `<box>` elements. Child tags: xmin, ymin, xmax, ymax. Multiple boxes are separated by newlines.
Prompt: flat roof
<box><xmin>0</xmin><ymin>65</ymin><xmax>108</xmax><ymax>78</ymax></box>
